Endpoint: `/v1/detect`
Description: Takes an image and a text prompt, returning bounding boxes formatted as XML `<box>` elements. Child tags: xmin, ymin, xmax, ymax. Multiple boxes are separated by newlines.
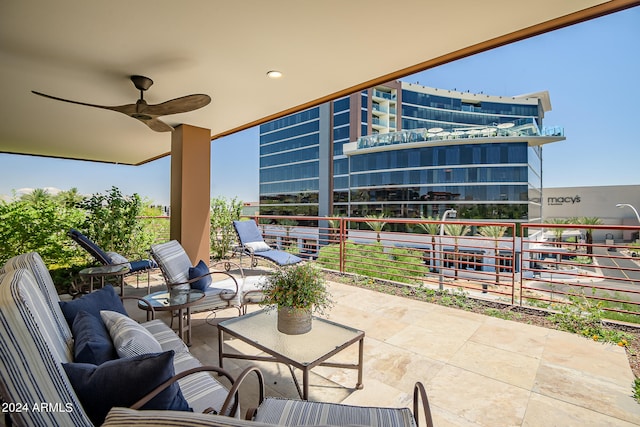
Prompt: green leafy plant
<box><xmin>260</xmin><ymin>263</ymin><xmax>333</xmax><ymax>316</ymax></box>
<box><xmin>210</xmin><ymin>196</ymin><xmax>243</xmax><ymax>259</ymax></box>
<box><xmin>550</xmin><ymin>292</ymin><xmax>632</xmax><ymax>344</ymax></box>
<box><xmin>78</xmin><ymin>186</ymin><xmax>153</xmax><ymax>259</ymax></box>
<box><xmin>365</xmin><ymin>214</ymin><xmax>387</xmax><ymax>242</ymax></box>
<box><xmin>0</xmin><ymin>194</ymin><xmax>85</xmax><ymax>266</ymax></box>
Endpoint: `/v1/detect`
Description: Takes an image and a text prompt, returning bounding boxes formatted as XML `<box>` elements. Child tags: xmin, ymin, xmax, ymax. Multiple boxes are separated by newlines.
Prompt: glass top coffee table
<box><xmin>138</xmin><ymin>288</ymin><xmax>205</xmax><ymax>346</ymax></box>
<box><xmin>217</xmin><ymin>309</ymin><xmax>364</xmax><ymax>400</ymax></box>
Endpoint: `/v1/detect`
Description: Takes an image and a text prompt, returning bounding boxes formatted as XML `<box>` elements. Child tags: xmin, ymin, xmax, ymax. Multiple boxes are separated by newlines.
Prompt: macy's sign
<box><xmin>547</xmin><ymin>195</ymin><xmax>581</xmax><ymax>206</ymax></box>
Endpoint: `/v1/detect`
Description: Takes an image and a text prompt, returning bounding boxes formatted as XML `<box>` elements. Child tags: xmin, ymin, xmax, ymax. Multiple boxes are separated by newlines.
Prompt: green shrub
<box><xmin>317</xmin><ymin>241</ymin><xmax>425</xmax><ymax>284</ymax></box>
<box><xmin>210</xmin><ymin>196</ymin><xmax>243</xmax><ymax>259</ymax></box>
<box><xmin>78</xmin><ymin>186</ymin><xmax>154</xmax><ymax>260</ymax></box>
<box><xmin>0</xmin><ymin>197</ymin><xmax>85</xmax><ymax>266</ymax></box>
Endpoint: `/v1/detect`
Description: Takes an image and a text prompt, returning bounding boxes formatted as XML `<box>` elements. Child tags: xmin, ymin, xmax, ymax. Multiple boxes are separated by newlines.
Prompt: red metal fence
<box><xmin>142</xmin><ymin>214</ymin><xmax>640</xmax><ymax>322</ymax></box>
<box><xmin>250</xmin><ymin>215</ymin><xmax>640</xmax><ymax>323</ymax></box>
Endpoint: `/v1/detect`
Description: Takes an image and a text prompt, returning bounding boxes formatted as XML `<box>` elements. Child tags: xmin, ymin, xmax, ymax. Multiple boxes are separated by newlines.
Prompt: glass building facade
<box><xmin>259</xmin><ymin>81</ymin><xmax>563</xmax><ymax>222</ymax></box>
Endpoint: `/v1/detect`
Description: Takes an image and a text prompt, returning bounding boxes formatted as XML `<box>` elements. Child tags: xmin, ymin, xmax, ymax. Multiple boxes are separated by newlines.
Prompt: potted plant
<box><xmin>260</xmin><ymin>263</ymin><xmax>333</xmax><ymax>334</ymax></box>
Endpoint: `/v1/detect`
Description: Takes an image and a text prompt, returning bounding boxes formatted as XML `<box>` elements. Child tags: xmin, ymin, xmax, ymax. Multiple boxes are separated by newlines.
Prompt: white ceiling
<box><xmin>0</xmin><ymin>0</ymin><xmax>635</xmax><ymax>165</ymax></box>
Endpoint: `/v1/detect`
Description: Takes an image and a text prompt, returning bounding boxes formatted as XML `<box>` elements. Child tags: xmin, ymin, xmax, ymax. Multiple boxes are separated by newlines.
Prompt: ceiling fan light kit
<box><xmin>32</xmin><ymin>75</ymin><xmax>211</xmax><ymax>132</ymax></box>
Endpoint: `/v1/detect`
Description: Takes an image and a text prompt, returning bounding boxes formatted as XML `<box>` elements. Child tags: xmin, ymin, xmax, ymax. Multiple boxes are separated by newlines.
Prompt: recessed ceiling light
<box><xmin>266</xmin><ymin>70</ymin><xmax>283</xmax><ymax>79</ymax></box>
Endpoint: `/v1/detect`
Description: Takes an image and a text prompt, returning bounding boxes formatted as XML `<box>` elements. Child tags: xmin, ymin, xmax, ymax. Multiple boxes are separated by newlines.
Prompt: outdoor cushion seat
<box><xmin>252</xmin><ymin>397</ymin><xmax>416</xmax><ymax>426</ymax></box>
<box><xmin>100</xmin><ymin>382</ymin><xmax>434</xmax><ymax>427</ymax></box>
<box><xmin>0</xmin><ymin>252</ymin><xmax>263</xmax><ymax>426</ymax></box>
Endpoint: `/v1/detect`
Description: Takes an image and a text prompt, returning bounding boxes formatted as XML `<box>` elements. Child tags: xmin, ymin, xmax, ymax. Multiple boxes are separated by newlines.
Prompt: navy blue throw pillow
<box><xmin>188</xmin><ymin>260</ymin><xmax>211</xmax><ymax>292</ymax></box>
<box><xmin>72</xmin><ymin>310</ymin><xmax>117</xmax><ymax>365</ymax></box>
<box><xmin>63</xmin><ymin>351</ymin><xmax>192</xmax><ymax>426</ymax></box>
<box><xmin>59</xmin><ymin>285</ymin><xmax>128</xmax><ymax>326</ymax></box>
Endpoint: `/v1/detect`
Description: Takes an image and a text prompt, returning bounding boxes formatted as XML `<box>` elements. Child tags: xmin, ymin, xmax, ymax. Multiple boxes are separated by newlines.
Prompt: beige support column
<box><xmin>170</xmin><ymin>124</ymin><xmax>211</xmax><ymax>264</ymax></box>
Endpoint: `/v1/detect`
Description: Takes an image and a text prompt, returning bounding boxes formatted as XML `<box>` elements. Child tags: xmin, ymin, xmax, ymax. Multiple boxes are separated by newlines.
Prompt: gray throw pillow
<box><xmin>100</xmin><ymin>310</ymin><xmax>162</xmax><ymax>358</ymax></box>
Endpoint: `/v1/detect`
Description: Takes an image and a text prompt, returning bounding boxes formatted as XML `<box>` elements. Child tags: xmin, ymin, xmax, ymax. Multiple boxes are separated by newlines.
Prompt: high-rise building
<box><xmin>259</xmin><ymin>81</ymin><xmax>564</xmax><ymax>223</ymax></box>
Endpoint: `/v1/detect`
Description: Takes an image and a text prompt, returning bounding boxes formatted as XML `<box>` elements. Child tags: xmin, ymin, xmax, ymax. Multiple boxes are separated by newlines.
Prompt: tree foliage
<box><xmin>77</xmin><ymin>186</ymin><xmax>154</xmax><ymax>259</ymax></box>
<box><xmin>210</xmin><ymin>196</ymin><xmax>243</xmax><ymax>259</ymax></box>
<box><xmin>0</xmin><ymin>196</ymin><xmax>85</xmax><ymax>265</ymax></box>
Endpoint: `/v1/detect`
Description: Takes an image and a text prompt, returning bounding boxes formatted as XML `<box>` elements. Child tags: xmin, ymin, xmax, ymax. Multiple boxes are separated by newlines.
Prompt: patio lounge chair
<box><xmin>68</xmin><ymin>228</ymin><xmax>157</xmax><ymax>291</ymax></box>
<box><xmin>150</xmin><ymin>240</ymin><xmax>265</xmax><ymax>316</ymax></box>
<box><xmin>233</xmin><ymin>220</ymin><xmax>302</xmax><ymax>269</ymax></box>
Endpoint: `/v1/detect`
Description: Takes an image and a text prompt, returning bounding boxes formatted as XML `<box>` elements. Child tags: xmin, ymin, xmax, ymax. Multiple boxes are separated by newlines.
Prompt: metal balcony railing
<box><xmin>144</xmin><ymin>214</ymin><xmax>640</xmax><ymax>323</ymax></box>
<box><xmin>248</xmin><ymin>215</ymin><xmax>640</xmax><ymax>324</ymax></box>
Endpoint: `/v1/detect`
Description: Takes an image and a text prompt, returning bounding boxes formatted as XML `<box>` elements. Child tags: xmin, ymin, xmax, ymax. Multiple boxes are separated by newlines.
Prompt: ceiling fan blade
<box><xmin>32</xmin><ymin>91</ymin><xmax>137</xmax><ymax>115</ymax></box>
<box><xmin>143</xmin><ymin>94</ymin><xmax>211</xmax><ymax>116</ymax></box>
<box><xmin>141</xmin><ymin>117</ymin><xmax>175</xmax><ymax>132</ymax></box>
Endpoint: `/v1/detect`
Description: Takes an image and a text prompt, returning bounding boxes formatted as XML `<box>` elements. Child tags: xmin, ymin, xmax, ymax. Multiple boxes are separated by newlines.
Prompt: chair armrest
<box><xmin>121</xmin><ymin>295</ymin><xmax>156</xmax><ymax>317</ymax></box>
<box><xmin>219</xmin><ymin>366</ymin><xmax>265</xmax><ymax>417</ymax></box>
<box><xmin>168</xmin><ymin>270</ymin><xmax>240</xmax><ymax>300</ymax></box>
<box><xmin>413</xmin><ymin>382</ymin><xmax>434</xmax><ymax>427</ymax></box>
<box><xmin>130</xmin><ymin>365</ymin><xmax>238</xmax><ymax>414</ymax></box>
<box><xmin>129</xmin><ymin>365</ymin><xmax>264</xmax><ymax>418</ymax></box>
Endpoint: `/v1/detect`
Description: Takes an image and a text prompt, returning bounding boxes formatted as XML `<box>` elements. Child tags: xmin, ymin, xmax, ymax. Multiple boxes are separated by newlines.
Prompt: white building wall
<box><xmin>543</xmin><ymin>185</ymin><xmax>640</xmax><ymax>241</ymax></box>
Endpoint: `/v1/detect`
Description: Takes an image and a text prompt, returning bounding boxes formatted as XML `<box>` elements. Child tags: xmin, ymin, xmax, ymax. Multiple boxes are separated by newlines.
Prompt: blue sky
<box><xmin>1</xmin><ymin>7</ymin><xmax>638</xmax><ymax>206</ymax></box>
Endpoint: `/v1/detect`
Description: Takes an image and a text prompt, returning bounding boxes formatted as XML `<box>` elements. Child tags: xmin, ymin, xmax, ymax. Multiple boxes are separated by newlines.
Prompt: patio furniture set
<box><xmin>0</xmin><ymin>223</ymin><xmax>433</xmax><ymax>426</ymax></box>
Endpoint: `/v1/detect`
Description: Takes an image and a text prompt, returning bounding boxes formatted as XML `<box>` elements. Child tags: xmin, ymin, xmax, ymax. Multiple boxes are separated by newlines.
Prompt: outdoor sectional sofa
<box><xmin>0</xmin><ymin>252</ymin><xmax>260</xmax><ymax>426</ymax></box>
<box><xmin>0</xmin><ymin>252</ymin><xmax>432</xmax><ymax>427</ymax></box>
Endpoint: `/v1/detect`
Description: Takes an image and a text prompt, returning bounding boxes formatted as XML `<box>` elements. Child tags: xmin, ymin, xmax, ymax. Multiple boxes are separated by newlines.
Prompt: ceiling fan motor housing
<box><xmin>131</xmin><ymin>75</ymin><xmax>153</xmax><ymax>92</ymax></box>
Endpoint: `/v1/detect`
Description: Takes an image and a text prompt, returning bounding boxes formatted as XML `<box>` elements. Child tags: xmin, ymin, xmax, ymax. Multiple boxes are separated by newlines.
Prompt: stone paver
<box><xmin>122</xmin><ymin>272</ymin><xmax>640</xmax><ymax>426</ymax></box>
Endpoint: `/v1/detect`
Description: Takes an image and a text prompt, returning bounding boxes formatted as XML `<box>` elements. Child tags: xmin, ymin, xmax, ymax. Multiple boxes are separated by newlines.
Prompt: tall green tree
<box><xmin>56</xmin><ymin>187</ymin><xmax>84</xmax><ymax>208</ymax></box>
<box><xmin>577</xmin><ymin>216</ymin><xmax>603</xmax><ymax>255</ymax></box>
<box><xmin>545</xmin><ymin>218</ymin><xmax>568</xmax><ymax>246</ymax></box>
<box><xmin>20</xmin><ymin>188</ymin><xmax>51</xmax><ymax>204</ymax></box>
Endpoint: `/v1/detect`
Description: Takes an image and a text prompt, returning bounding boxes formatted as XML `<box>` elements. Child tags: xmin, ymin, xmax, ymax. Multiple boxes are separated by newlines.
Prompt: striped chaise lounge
<box><xmin>0</xmin><ymin>252</ymin><xmax>261</xmax><ymax>427</ymax></box>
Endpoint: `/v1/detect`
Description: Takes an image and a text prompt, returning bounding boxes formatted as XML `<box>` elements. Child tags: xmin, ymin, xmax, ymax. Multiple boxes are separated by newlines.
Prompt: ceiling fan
<box><xmin>32</xmin><ymin>75</ymin><xmax>211</xmax><ymax>132</ymax></box>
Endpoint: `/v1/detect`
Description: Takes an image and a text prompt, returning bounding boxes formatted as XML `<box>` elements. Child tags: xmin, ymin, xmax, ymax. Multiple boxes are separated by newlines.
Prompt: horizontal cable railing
<box><xmin>143</xmin><ymin>214</ymin><xmax>640</xmax><ymax>323</ymax></box>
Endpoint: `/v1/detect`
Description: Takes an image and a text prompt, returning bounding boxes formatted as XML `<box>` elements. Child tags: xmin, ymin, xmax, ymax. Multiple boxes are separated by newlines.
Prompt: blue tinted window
<box><xmin>260</xmin><ymin>147</ymin><xmax>319</xmax><ymax>167</ymax></box>
<box><xmin>334</xmin><ymin>111</ymin><xmax>349</xmax><ymax>127</ymax></box>
<box><xmin>260</xmin><ymin>179</ymin><xmax>319</xmax><ymax>194</ymax></box>
<box><xmin>401</xmin><ymin>90</ymin><xmax>538</xmax><ymax>116</ymax></box>
<box><xmin>260</xmin><ymin>121</ymin><xmax>319</xmax><ymax>145</ymax></box>
<box><xmin>333</xmin><ymin>176</ymin><xmax>349</xmax><ymax>189</ymax></box>
<box><xmin>260</xmin><ymin>108</ymin><xmax>319</xmax><ymax>133</ymax></box>
<box><xmin>260</xmin><ymin>161</ymin><xmax>319</xmax><ymax>182</ymax></box>
<box><xmin>333</xmin><ymin>97</ymin><xmax>350</xmax><ymax>112</ymax></box>
<box><xmin>349</xmin><ymin>184</ymin><xmax>527</xmax><ymax>202</ymax></box>
<box><xmin>350</xmin><ymin>143</ymin><xmax>527</xmax><ymax>172</ymax></box>
<box><xmin>350</xmin><ymin>166</ymin><xmax>528</xmax><ymax>187</ymax></box>
<box><xmin>333</xmin><ymin>127</ymin><xmax>350</xmax><ymax>141</ymax></box>
<box><xmin>260</xmin><ymin>133</ymin><xmax>319</xmax><ymax>155</ymax></box>
<box><xmin>334</xmin><ymin>158</ymin><xmax>349</xmax><ymax>175</ymax></box>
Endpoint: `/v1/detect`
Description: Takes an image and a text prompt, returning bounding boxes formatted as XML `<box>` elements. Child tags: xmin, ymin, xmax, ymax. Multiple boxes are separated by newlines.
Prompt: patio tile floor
<box><xmin>122</xmin><ymin>272</ymin><xmax>640</xmax><ymax>426</ymax></box>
